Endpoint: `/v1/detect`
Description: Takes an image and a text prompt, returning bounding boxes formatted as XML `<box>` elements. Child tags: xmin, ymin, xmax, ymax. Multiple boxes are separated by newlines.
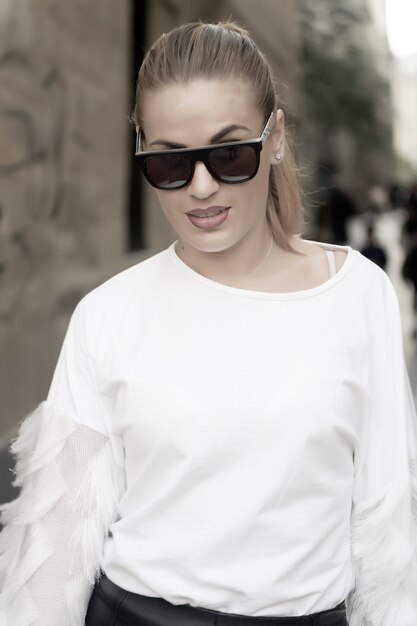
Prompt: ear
<box><xmin>269</xmin><ymin>108</ymin><xmax>286</xmax><ymax>165</ymax></box>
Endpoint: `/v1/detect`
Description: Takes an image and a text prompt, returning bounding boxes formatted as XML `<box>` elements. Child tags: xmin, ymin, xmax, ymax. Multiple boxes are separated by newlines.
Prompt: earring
<box><xmin>274</xmin><ymin>153</ymin><xmax>281</xmax><ymax>161</ymax></box>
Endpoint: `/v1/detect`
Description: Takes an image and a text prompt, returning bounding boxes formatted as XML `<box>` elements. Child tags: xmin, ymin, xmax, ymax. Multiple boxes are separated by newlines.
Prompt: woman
<box><xmin>1</xmin><ymin>21</ymin><xmax>416</xmax><ymax>626</ymax></box>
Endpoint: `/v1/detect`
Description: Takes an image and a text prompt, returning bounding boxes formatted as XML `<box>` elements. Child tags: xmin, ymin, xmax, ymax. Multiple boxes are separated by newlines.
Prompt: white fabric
<box><xmin>347</xmin><ymin>462</ymin><xmax>417</xmax><ymax>625</ymax></box>
<box><xmin>0</xmin><ymin>403</ymin><xmax>126</xmax><ymax>625</ymax></box>
<box><xmin>325</xmin><ymin>249</ymin><xmax>337</xmax><ymax>277</ymax></box>
<box><xmin>1</xmin><ymin>237</ymin><xmax>416</xmax><ymax>624</ymax></box>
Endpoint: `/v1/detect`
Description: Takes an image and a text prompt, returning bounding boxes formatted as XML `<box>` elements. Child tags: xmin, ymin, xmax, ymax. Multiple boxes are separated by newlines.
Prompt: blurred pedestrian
<box><xmin>360</xmin><ymin>223</ymin><xmax>388</xmax><ymax>270</ymax></box>
<box><xmin>407</xmin><ymin>183</ymin><xmax>417</xmax><ymax>213</ymax></box>
<box><xmin>401</xmin><ymin>186</ymin><xmax>417</xmax><ymax>337</ymax></box>
<box><xmin>326</xmin><ymin>186</ymin><xmax>356</xmax><ymax>245</ymax></box>
<box><xmin>367</xmin><ymin>184</ymin><xmax>389</xmax><ymax>214</ymax></box>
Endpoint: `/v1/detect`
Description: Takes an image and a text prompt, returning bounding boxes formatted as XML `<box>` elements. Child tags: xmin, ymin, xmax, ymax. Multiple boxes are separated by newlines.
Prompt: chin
<box><xmin>180</xmin><ymin>233</ymin><xmax>242</xmax><ymax>255</ymax></box>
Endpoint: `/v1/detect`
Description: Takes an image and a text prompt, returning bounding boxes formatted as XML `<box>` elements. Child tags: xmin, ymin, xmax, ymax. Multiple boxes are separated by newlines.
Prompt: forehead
<box><xmin>140</xmin><ymin>78</ymin><xmax>262</xmax><ymax>140</ymax></box>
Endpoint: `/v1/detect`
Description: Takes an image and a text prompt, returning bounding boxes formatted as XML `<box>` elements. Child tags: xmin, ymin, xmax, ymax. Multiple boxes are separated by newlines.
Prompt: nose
<box><xmin>187</xmin><ymin>161</ymin><xmax>220</xmax><ymax>198</ymax></box>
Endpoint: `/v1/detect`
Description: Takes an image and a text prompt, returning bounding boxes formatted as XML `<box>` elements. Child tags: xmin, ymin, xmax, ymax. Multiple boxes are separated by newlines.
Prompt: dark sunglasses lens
<box><xmin>143</xmin><ymin>154</ymin><xmax>192</xmax><ymax>189</ymax></box>
<box><xmin>208</xmin><ymin>145</ymin><xmax>258</xmax><ymax>182</ymax></box>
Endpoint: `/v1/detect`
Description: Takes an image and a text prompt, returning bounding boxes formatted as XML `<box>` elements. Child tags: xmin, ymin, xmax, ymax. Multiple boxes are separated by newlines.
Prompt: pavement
<box><xmin>1</xmin><ymin>208</ymin><xmax>416</xmax><ymax>508</ymax></box>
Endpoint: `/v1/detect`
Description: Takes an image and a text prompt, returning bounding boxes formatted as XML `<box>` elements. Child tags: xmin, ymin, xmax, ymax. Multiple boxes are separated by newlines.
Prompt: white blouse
<box><xmin>1</xmin><ymin>239</ymin><xmax>416</xmax><ymax>625</ymax></box>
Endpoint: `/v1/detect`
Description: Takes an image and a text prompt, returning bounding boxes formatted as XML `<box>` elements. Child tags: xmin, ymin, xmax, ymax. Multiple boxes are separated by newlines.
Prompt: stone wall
<box><xmin>0</xmin><ymin>1</ymin><xmax>303</xmax><ymax>503</ymax></box>
<box><xmin>0</xmin><ymin>0</ymin><xmax>132</xmax><ymax>443</ymax></box>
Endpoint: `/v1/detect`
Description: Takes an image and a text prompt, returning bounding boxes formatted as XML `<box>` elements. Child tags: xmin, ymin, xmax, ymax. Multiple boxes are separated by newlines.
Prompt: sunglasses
<box><xmin>135</xmin><ymin>111</ymin><xmax>275</xmax><ymax>191</ymax></box>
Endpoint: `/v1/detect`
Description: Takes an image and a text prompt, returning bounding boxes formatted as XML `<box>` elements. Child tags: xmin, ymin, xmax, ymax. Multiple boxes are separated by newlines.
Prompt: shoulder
<box><xmin>64</xmin><ymin>245</ymin><xmax>173</xmax><ymax>356</ymax></box>
<box><xmin>354</xmin><ymin>247</ymin><xmax>392</xmax><ymax>286</ymax></box>
<box><xmin>319</xmin><ymin>239</ymin><xmax>386</xmax><ymax>285</ymax></box>
<box><xmin>351</xmin><ymin>248</ymin><xmax>400</xmax><ymax>320</ymax></box>
<box><xmin>73</xmin><ymin>245</ymin><xmax>171</xmax><ymax>325</ymax></box>
<box><xmin>315</xmin><ymin>238</ymin><xmax>396</xmax><ymax>304</ymax></box>
<box><xmin>334</xmin><ymin>248</ymin><xmax>348</xmax><ymax>272</ymax></box>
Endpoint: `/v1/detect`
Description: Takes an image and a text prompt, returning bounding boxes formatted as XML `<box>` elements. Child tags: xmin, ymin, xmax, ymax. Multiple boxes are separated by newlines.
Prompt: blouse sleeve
<box><xmin>0</xmin><ymin>297</ymin><xmax>126</xmax><ymax>626</ymax></box>
<box><xmin>346</xmin><ymin>272</ymin><xmax>417</xmax><ymax>626</ymax></box>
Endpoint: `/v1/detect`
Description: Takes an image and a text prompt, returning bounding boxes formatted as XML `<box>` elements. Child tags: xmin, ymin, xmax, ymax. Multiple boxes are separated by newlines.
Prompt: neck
<box><xmin>175</xmin><ymin>232</ymin><xmax>277</xmax><ymax>287</ymax></box>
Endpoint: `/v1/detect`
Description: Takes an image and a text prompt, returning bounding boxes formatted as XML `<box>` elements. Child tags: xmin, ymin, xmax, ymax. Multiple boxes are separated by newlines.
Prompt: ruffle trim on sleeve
<box><xmin>0</xmin><ymin>401</ymin><xmax>126</xmax><ymax>626</ymax></box>
<box><xmin>346</xmin><ymin>458</ymin><xmax>417</xmax><ymax>626</ymax></box>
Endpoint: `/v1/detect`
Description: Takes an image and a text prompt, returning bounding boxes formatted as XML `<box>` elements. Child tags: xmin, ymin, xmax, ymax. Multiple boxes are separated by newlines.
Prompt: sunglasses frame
<box><xmin>135</xmin><ymin>111</ymin><xmax>275</xmax><ymax>191</ymax></box>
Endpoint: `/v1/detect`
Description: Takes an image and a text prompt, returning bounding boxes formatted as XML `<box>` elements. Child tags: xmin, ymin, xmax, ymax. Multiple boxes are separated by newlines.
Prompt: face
<box><xmin>139</xmin><ymin>78</ymin><xmax>285</xmax><ymax>255</ymax></box>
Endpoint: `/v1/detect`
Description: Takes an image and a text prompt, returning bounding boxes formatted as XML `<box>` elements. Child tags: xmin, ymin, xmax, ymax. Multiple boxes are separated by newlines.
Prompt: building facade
<box><xmin>0</xmin><ymin>0</ymin><xmax>302</xmax><ymax>501</ymax></box>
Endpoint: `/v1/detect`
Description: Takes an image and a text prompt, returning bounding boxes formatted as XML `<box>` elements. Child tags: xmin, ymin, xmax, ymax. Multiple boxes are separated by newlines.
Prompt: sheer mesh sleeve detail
<box><xmin>0</xmin><ymin>401</ymin><xmax>126</xmax><ymax>626</ymax></box>
<box><xmin>346</xmin><ymin>457</ymin><xmax>417</xmax><ymax>626</ymax></box>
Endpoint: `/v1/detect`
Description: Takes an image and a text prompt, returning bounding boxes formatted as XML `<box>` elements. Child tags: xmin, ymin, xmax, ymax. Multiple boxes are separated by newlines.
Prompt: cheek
<box><xmin>155</xmin><ymin>191</ymin><xmax>179</xmax><ymax>218</ymax></box>
<box><xmin>250</xmin><ymin>157</ymin><xmax>272</xmax><ymax>201</ymax></box>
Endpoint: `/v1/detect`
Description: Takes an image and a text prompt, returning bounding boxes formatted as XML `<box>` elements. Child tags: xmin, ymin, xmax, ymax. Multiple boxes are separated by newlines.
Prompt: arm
<box><xmin>0</xmin><ymin>297</ymin><xmax>126</xmax><ymax>625</ymax></box>
<box><xmin>346</xmin><ymin>273</ymin><xmax>417</xmax><ymax>626</ymax></box>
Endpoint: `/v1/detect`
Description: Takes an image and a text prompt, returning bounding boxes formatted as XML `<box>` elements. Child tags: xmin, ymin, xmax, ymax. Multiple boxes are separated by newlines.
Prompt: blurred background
<box><xmin>1</xmin><ymin>0</ymin><xmax>417</xmax><ymax>504</ymax></box>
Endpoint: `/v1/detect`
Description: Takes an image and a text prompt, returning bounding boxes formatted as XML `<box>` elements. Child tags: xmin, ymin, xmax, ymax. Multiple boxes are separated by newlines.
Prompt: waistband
<box><xmin>97</xmin><ymin>574</ymin><xmax>347</xmax><ymax>626</ymax></box>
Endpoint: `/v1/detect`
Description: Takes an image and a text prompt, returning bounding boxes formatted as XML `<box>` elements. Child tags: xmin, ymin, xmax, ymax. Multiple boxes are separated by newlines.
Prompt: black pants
<box><xmin>85</xmin><ymin>573</ymin><xmax>348</xmax><ymax>626</ymax></box>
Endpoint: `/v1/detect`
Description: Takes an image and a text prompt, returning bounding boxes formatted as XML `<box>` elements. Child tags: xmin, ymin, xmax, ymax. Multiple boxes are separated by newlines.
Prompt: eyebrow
<box><xmin>149</xmin><ymin>124</ymin><xmax>251</xmax><ymax>149</ymax></box>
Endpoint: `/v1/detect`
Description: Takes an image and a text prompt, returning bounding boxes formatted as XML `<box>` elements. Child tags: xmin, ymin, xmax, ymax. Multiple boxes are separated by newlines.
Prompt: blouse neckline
<box><xmin>167</xmin><ymin>239</ymin><xmax>357</xmax><ymax>301</ymax></box>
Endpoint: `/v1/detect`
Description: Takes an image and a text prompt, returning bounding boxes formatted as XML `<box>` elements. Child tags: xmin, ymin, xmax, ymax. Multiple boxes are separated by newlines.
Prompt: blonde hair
<box><xmin>133</xmin><ymin>21</ymin><xmax>305</xmax><ymax>252</ymax></box>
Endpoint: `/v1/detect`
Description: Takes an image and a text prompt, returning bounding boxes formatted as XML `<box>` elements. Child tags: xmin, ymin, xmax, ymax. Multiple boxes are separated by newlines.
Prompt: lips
<box><xmin>186</xmin><ymin>206</ymin><xmax>230</xmax><ymax>230</ymax></box>
<box><xmin>186</xmin><ymin>206</ymin><xmax>230</xmax><ymax>217</ymax></box>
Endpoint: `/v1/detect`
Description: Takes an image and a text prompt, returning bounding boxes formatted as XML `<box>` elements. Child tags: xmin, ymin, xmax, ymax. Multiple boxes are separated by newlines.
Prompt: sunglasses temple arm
<box><xmin>135</xmin><ymin>130</ymin><xmax>142</xmax><ymax>155</ymax></box>
<box><xmin>261</xmin><ymin>111</ymin><xmax>275</xmax><ymax>143</ymax></box>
